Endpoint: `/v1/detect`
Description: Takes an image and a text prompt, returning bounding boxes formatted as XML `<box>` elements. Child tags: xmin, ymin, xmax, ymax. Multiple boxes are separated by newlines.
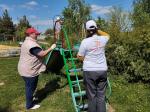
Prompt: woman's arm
<box><xmin>77</xmin><ymin>54</ymin><xmax>84</xmax><ymax>61</ymax></box>
<box><xmin>37</xmin><ymin>44</ymin><xmax>56</xmax><ymax>57</ymax></box>
<box><xmin>97</xmin><ymin>30</ymin><xmax>110</xmax><ymax>39</ymax></box>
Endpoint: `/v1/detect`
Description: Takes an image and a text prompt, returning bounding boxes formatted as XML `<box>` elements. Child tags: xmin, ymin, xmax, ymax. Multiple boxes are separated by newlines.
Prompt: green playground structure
<box><xmin>44</xmin><ymin>26</ymin><xmax>112</xmax><ymax>112</ymax></box>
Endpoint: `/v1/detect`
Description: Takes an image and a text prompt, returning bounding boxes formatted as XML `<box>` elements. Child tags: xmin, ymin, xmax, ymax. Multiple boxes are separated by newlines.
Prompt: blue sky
<box><xmin>0</xmin><ymin>0</ymin><xmax>134</xmax><ymax>33</ymax></box>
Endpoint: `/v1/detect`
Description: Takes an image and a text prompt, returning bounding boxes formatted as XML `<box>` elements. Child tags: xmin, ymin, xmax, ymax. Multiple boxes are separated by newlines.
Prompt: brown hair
<box><xmin>86</xmin><ymin>28</ymin><xmax>98</xmax><ymax>38</ymax></box>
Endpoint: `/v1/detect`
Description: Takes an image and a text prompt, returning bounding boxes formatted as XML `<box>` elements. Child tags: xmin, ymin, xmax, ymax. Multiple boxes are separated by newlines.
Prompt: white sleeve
<box><xmin>78</xmin><ymin>40</ymin><xmax>86</xmax><ymax>56</ymax></box>
<box><xmin>100</xmin><ymin>36</ymin><xmax>109</xmax><ymax>45</ymax></box>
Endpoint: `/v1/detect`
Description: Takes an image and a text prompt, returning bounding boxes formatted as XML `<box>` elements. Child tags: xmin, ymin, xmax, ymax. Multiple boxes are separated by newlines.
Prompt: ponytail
<box><xmin>86</xmin><ymin>28</ymin><xmax>98</xmax><ymax>38</ymax></box>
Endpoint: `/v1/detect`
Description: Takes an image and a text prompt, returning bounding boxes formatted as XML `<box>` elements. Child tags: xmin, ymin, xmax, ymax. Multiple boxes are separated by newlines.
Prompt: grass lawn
<box><xmin>109</xmin><ymin>75</ymin><xmax>150</xmax><ymax>112</ymax></box>
<box><xmin>0</xmin><ymin>41</ymin><xmax>19</xmax><ymax>47</ymax></box>
<box><xmin>0</xmin><ymin>57</ymin><xmax>150</xmax><ymax>112</ymax></box>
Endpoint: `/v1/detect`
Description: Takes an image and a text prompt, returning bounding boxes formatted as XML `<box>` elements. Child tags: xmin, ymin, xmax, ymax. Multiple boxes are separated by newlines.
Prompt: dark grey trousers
<box><xmin>83</xmin><ymin>71</ymin><xmax>107</xmax><ymax>112</ymax></box>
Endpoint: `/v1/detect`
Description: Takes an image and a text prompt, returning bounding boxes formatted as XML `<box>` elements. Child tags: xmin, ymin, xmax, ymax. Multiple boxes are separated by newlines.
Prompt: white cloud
<box><xmin>0</xmin><ymin>4</ymin><xmax>11</xmax><ymax>10</ymax></box>
<box><xmin>21</xmin><ymin>1</ymin><xmax>38</xmax><ymax>10</ymax></box>
<box><xmin>31</xmin><ymin>19</ymin><xmax>53</xmax><ymax>27</ymax></box>
<box><xmin>27</xmin><ymin>1</ymin><xmax>38</xmax><ymax>6</ymax></box>
<box><xmin>91</xmin><ymin>5</ymin><xmax>112</xmax><ymax>15</ymax></box>
<box><xmin>31</xmin><ymin>19</ymin><xmax>54</xmax><ymax>32</ymax></box>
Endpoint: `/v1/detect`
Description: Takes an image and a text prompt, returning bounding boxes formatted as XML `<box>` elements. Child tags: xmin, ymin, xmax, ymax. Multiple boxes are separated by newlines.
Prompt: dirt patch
<box><xmin>64</xmin><ymin>86</ymin><xmax>70</xmax><ymax>93</ymax></box>
<box><xmin>0</xmin><ymin>45</ymin><xmax>20</xmax><ymax>57</ymax></box>
<box><xmin>108</xmin><ymin>104</ymin><xmax>115</xmax><ymax>112</ymax></box>
<box><xmin>0</xmin><ymin>82</ymin><xmax>5</xmax><ymax>86</ymax></box>
<box><xmin>0</xmin><ymin>45</ymin><xmax>19</xmax><ymax>50</ymax></box>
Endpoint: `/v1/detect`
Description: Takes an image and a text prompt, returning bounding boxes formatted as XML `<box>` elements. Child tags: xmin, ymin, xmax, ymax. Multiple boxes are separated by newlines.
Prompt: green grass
<box><xmin>0</xmin><ymin>57</ymin><xmax>74</xmax><ymax>112</ymax></box>
<box><xmin>0</xmin><ymin>41</ymin><xmax>19</xmax><ymax>47</ymax></box>
<box><xmin>0</xmin><ymin>58</ymin><xmax>150</xmax><ymax>112</ymax></box>
<box><xmin>109</xmin><ymin>75</ymin><xmax>150</xmax><ymax>112</ymax></box>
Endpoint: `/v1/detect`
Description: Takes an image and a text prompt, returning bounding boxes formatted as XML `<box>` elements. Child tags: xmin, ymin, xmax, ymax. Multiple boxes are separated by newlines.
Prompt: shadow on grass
<box><xmin>34</xmin><ymin>77</ymin><xmax>68</xmax><ymax>104</ymax></box>
<box><xmin>0</xmin><ymin>106</ymin><xmax>12</xmax><ymax>112</ymax></box>
<box><xmin>57</xmin><ymin>71</ymin><xmax>83</xmax><ymax>80</ymax></box>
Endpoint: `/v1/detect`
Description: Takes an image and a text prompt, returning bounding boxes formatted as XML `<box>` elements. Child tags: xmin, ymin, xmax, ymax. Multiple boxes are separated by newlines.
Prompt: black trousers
<box><xmin>83</xmin><ymin>71</ymin><xmax>107</xmax><ymax>112</ymax></box>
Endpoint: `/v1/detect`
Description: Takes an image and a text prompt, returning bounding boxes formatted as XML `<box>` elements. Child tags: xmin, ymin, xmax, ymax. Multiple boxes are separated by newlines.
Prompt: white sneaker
<box><xmin>30</xmin><ymin>104</ymin><xmax>40</xmax><ymax>110</ymax></box>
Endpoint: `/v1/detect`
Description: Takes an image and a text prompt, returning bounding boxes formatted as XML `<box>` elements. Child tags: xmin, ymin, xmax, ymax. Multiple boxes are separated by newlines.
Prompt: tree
<box><xmin>105</xmin><ymin>4</ymin><xmax>150</xmax><ymax>83</ymax></box>
<box><xmin>103</xmin><ymin>6</ymin><xmax>132</xmax><ymax>46</ymax></box>
<box><xmin>15</xmin><ymin>15</ymin><xmax>31</xmax><ymax>41</ymax></box>
<box><xmin>17</xmin><ymin>15</ymin><xmax>31</xmax><ymax>28</ymax></box>
<box><xmin>108</xmin><ymin>6</ymin><xmax>131</xmax><ymax>32</ymax></box>
<box><xmin>96</xmin><ymin>17</ymin><xmax>108</xmax><ymax>31</ymax></box>
<box><xmin>45</xmin><ymin>28</ymin><xmax>53</xmax><ymax>35</ymax></box>
<box><xmin>132</xmin><ymin>0</ymin><xmax>150</xmax><ymax>28</ymax></box>
<box><xmin>0</xmin><ymin>17</ymin><xmax>2</xmax><ymax>34</ymax></box>
<box><xmin>62</xmin><ymin>0</ymin><xmax>90</xmax><ymax>39</ymax></box>
<box><xmin>0</xmin><ymin>9</ymin><xmax>15</xmax><ymax>36</ymax></box>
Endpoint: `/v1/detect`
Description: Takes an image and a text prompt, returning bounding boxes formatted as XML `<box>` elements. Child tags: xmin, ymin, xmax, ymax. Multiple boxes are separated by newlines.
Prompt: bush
<box><xmin>106</xmin><ymin>28</ymin><xmax>150</xmax><ymax>83</ymax></box>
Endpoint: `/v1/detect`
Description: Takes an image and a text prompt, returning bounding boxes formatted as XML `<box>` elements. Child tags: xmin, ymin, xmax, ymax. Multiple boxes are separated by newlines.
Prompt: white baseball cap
<box><xmin>56</xmin><ymin>16</ymin><xmax>60</xmax><ymax>21</ymax></box>
<box><xmin>85</xmin><ymin>20</ymin><xmax>97</xmax><ymax>30</ymax></box>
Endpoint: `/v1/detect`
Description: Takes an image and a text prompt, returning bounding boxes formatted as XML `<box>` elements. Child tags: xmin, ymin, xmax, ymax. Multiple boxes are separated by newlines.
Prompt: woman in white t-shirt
<box><xmin>77</xmin><ymin>20</ymin><xmax>110</xmax><ymax>112</ymax></box>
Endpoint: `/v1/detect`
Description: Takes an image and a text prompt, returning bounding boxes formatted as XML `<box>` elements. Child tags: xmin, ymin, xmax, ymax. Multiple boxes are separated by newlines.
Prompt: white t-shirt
<box><xmin>55</xmin><ymin>22</ymin><xmax>61</xmax><ymax>32</ymax></box>
<box><xmin>78</xmin><ymin>34</ymin><xmax>109</xmax><ymax>71</ymax></box>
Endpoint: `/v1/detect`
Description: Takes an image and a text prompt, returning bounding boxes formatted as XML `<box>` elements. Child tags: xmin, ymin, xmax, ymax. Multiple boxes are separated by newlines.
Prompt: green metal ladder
<box><xmin>59</xmin><ymin>26</ymin><xmax>112</xmax><ymax>112</ymax></box>
<box><xmin>60</xmin><ymin>26</ymin><xmax>86</xmax><ymax>112</ymax></box>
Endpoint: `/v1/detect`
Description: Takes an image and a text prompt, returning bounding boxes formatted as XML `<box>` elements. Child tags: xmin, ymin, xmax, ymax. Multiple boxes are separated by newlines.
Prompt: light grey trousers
<box><xmin>83</xmin><ymin>71</ymin><xmax>107</xmax><ymax>112</ymax></box>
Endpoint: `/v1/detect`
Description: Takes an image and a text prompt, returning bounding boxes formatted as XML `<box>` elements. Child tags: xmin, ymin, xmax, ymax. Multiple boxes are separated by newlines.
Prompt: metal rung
<box><xmin>56</xmin><ymin>44</ymin><xmax>62</xmax><ymax>48</ymax></box>
<box><xmin>72</xmin><ymin>80</ymin><xmax>83</xmax><ymax>84</ymax></box>
<box><xmin>72</xmin><ymin>84</ymin><xmax>78</xmax><ymax>87</ymax></box>
<box><xmin>78</xmin><ymin>104</ymin><xmax>88</xmax><ymax>110</ymax></box>
<box><xmin>68</xmin><ymin>58</ymin><xmax>78</xmax><ymax>61</ymax></box>
<box><xmin>73</xmin><ymin>91</ymin><xmax>86</xmax><ymax>97</ymax></box>
<box><xmin>69</xmin><ymin>68</ymin><xmax>82</xmax><ymax>72</ymax></box>
<box><xmin>56</xmin><ymin>43</ymin><xmax>62</xmax><ymax>45</ymax></box>
<box><xmin>63</xmin><ymin>49</ymin><xmax>70</xmax><ymax>52</ymax></box>
<box><xmin>72</xmin><ymin>80</ymin><xmax>83</xmax><ymax>87</ymax></box>
<box><xmin>56</xmin><ymin>42</ymin><xmax>62</xmax><ymax>45</ymax></box>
